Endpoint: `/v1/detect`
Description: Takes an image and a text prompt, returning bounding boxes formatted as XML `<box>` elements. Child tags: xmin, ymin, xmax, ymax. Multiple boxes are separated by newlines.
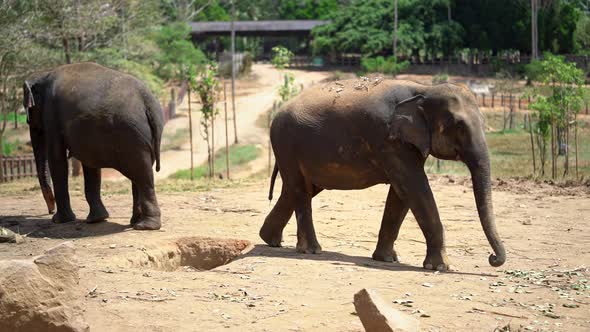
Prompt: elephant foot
<box><xmin>423</xmin><ymin>249</ymin><xmax>450</xmax><ymax>271</ymax></box>
<box><xmin>130</xmin><ymin>214</ymin><xmax>140</xmax><ymax>226</ymax></box>
<box><xmin>372</xmin><ymin>248</ymin><xmax>399</xmax><ymax>263</ymax></box>
<box><xmin>52</xmin><ymin>211</ymin><xmax>76</xmax><ymax>224</ymax></box>
<box><xmin>259</xmin><ymin>225</ymin><xmax>283</xmax><ymax>247</ymax></box>
<box><xmin>296</xmin><ymin>239</ymin><xmax>322</xmax><ymax>254</ymax></box>
<box><xmin>86</xmin><ymin>208</ymin><xmax>109</xmax><ymax>224</ymax></box>
<box><xmin>132</xmin><ymin>215</ymin><xmax>161</xmax><ymax>231</ymax></box>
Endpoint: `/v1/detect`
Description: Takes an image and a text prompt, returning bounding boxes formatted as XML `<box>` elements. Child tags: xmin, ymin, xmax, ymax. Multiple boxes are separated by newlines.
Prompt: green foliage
<box><xmin>524</xmin><ymin>59</ymin><xmax>544</xmax><ymax>83</ymax></box>
<box><xmin>1</xmin><ymin>113</ymin><xmax>27</xmax><ymax>125</ymax></box>
<box><xmin>279</xmin><ymin>73</ymin><xmax>299</xmax><ymax>103</ymax></box>
<box><xmin>432</xmin><ymin>72</ymin><xmax>449</xmax><ymax>85</ymax></box>
<box><xmin>311</xmin><ymin>0</ymin><xmax>586</xmax><ymax>57</ymax></box>
<box><xmin>361</xmin><ymin>56</ymin><xmax>409</xmax><ymax>75</ymax></box>
<box><xmin>527</xmin><ymin>53</ymin><xmax>585</xmax><ymax>176</ymax></box>
<box><xmin>154</xmin><ymin>22</ymin><xmax>207</xmax><ymax>81</ymax></box>
<box><xmin>271</xmin><ymin>46</ymin><xmax>294</xmax><ymax>70</ymax></box>
<box><xmin>170</xmin><ymin>144</ymin><xmax>260</xmax><ymax>179</ymax></box>
<box><xmin>193</xmin><ymin>63</ymin><xmax>220</xmax><ymax>125</ymax></box>
<box><xmin>574</xmin><ymin>14</ymin><xmax>590</xmax><ymax>55</ymax></box>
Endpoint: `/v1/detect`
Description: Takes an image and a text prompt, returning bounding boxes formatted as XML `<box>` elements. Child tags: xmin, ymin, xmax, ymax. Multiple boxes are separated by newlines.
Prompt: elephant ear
<box><xmin>389</xmin><ymin>95</ymin><xmax>430</xmax><ymax>158</ymax></box>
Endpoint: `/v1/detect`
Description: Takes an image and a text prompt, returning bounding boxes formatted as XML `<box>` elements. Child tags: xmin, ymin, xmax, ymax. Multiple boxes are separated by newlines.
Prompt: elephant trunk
<box><xmin>465</xmin><ymin>147</ymin><xmax>506</xmax><ymax>267</ymax></box>
<box><xmin>30</xmin><ymin>129</ymin><xmax>55</xmax><ymax>214</ymax></box>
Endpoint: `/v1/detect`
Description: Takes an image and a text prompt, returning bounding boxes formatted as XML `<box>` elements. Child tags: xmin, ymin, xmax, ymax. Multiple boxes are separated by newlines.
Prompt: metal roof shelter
<box><xmin>190</xmin><ymin>20</ymin><xmax>330</xmax><ymax>37</ymax></box>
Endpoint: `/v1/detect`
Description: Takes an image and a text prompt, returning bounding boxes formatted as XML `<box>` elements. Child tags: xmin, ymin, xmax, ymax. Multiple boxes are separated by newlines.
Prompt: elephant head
<box><xmin>23</xmin><ymin>75</ymin><xmax>55</xmax><ymax>214</ymax></box>
<box><xmin>391</xmin><ymin>84</ymin><xmax>505</xmax><ymax>267</ymax></box>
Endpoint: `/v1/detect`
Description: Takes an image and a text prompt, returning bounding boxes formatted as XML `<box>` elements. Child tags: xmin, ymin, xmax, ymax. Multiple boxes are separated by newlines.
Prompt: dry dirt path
<box><xmin>1</xmin><ymin>177</ymin><xmax>589</xmax><ymax>331</ymax></box>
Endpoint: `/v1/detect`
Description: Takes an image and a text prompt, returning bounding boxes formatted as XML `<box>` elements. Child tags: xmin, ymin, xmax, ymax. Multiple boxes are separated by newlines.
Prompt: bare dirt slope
<box><xmin>1</xmin><ymin>177</ymin><xmax>589</xmax><ymax>331</ymax></box>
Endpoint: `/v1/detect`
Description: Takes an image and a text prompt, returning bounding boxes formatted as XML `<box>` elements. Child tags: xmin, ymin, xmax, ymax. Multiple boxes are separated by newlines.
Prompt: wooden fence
<box><xmin>475</xmin><ymin>93</ymin><xmax>590</xmax><ymax>114</ymax></box>
<box><xmin>0</xmin><ymin>154</ymin><xmax>36</xmax><ymax>183</ymax></box>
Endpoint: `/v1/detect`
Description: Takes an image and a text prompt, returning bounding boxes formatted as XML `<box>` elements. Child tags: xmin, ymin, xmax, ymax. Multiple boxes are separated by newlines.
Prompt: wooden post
<box><xmin>491</xmin><ymin>93</ymin><xmax>495</xmax><ymax>108</ymax></box>
<box><xmin>188</xmin><ymin>86</ymin><xmax>194</xmax><ymax>181</ymax></box>
<box><xmin>230</xmin><ymin>0</ymin><xmax>238</xmax><ymax>144</ymax></box>
<box><xmin>223</xmin><ymin>82</ymin><xmax>230</xmax><ymax>180</ymax></box>
<box><xmin>482</xmin><ymin>94</ymin><xmax>486</xmax><ymax>107</ymax></box>
<box><xmin>211</xmin><ymin>105</ymin><xmax>215</xmax><ymax>178</ymax></box>
<box><xmin>0</xmin><ymin>136</ymin><xmax>3</xmax><ymax>183</ymax></box>
<box><xmin>528</xmin><ymin>114</ymin><xmax>536</xmax><ymax>176</ymax></box>
<box><xmin>574</xmin><ymin>113</ymin><xmax>588</xmax><ymax>179</ymax></box>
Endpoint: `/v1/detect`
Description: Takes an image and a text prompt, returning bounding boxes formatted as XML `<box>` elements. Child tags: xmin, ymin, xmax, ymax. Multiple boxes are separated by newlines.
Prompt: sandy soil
<box><xmin>1</xmin><ymin>176</ymin><xmax>589</xmax><ymax>332</ymax></box>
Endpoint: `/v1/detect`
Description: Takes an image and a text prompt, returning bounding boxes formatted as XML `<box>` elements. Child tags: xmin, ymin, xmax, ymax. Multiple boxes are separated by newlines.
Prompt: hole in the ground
<box><xmin>121</xmin><ymin>237</ymin><xmax>253</xmax><ymax>272</ymax></box>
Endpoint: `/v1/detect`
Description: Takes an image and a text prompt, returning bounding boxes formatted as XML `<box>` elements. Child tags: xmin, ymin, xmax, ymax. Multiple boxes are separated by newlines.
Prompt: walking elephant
<box><xmin>260</xmin><ymin>78</ymin><xmax>505</xmax><ymax>270</ymax></box>
<box><xmin>23</xmin><ymin>62</ymin><xmax>163</xmax><ymax>230</ymax></box>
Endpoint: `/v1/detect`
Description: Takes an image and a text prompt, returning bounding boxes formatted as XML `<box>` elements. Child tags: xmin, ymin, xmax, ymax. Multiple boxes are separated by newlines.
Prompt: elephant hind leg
<box><xmin>118</xmin><ymin>154</ymin><xmax>161</xmax><ymax>231</ymax></box>
<box><xmin>130</xmin><ymin>182</ymin><xmax>142</xmax><ymax>225</ymax></box>
<box><xmin>260</xmin><ymin>184</ymin><xmax>323</xmax><ymax>247</ymax></box>
<box><xmin>83</xmin><ymin>166</ymin><xmax>109</xmax><ymax>223</ymax></box>
<box><xmin>260</xmin><ymin>184</ymin><xmax>294</xmax><ymax>247</ymax></box>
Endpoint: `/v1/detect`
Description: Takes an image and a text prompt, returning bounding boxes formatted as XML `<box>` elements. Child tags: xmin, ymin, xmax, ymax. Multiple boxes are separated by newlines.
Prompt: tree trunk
<box><xmin>223</xmin><ymin>82</ymin><xmax>229</xmax><ymax>180</ymax></box>
<box><xmin>211</xmin><ymin>112</ymin><xmax>215</xmax><ymax>178</ymax></box>
<box><xmin>551</xmin><ymin>118</ymin><xmax>556</xmax><ymax>179</ymax></box>
<box><xmin>393</xmin><ymin>0</ymin><xmax>398</xmax><ymax>59</ymax></box>
<box><xmin>62</xmin><ymin>37</ymin><xmax>72</xmax><ymax>64</ymax></box>
<box><xmin>188</xmin><ymin>87</ymin><xmax>194</xmax><ymax>181</ymax></box>
<box><xmin>230</xmin><ymin>0</ymin><xmax>238</xmax><ymax>144</ymax></box>
<box><xmin>528</xmin><ymin>114</ymin><xmax>536</xmax><ymax>176</ymax></box>
<box><xmin>0</xmin><ymin>134</ymin><xmax>3</xmax><ymax>183</ymax></box>
<box><xmin>574</xmin><ymin>114</ymin><xmax>580</xmax><ymax>179</ymax></box>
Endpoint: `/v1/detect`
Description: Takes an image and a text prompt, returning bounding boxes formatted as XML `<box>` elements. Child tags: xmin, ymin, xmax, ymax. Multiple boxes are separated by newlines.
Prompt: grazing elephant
<box><xmin>23</xmin><ymin>62</ymin><xmax>163</xmax><ymax>230</ymax></box>
<box><xmin>260</xmin><ymin>78</ymin><xmax>505</xmax><ymax>270</ymax></box>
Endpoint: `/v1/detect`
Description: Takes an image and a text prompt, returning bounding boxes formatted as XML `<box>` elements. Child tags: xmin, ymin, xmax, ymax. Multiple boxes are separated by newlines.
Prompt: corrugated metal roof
<box><xmin>190</xmin><ymin>20</ymin><xmax>330</xmax><ymax>34</ymax></box>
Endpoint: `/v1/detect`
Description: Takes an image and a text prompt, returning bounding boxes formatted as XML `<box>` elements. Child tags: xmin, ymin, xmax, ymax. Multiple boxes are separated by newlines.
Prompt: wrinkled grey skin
<box><xmin>260</xmin><ymin>79</ymin><xmax>505</xmax><ymax>270</ymax></box>
<box><xmin>23</xmin><ymin>62</ymin><xmax>163</xmax><ymax>230</ymax></box>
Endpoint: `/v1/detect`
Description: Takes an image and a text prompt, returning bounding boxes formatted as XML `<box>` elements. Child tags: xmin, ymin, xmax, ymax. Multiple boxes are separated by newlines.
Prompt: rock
<box><xmin>0</xmin><ymin>242</ymin><xmax>89</xmax><ymax>332</ymax></box>
<box><xmin>354</xmin><ymin>288</ymin><xmax>420</xmax><ymax>332</ymax></box>
<box><xmin>0</xmin><ymin>227</ymin><xmax>23</xmax><ymax>243</ymax></box>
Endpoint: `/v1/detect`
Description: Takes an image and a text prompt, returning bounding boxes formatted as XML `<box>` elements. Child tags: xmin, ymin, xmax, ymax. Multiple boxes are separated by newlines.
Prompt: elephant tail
<box><xmin>144</xmin><ymin>96</ymin><xmax>163</xmax><ymax>172</ymax></box>
<box><xmin>268</xmin><ymin>163</ymin><xmax>279</xmax><ymax>201</ymax></box>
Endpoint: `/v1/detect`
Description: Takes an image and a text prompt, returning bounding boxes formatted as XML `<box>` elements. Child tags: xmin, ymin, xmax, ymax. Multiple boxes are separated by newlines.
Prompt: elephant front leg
<box><xmin>372</xmin><ymin>186</ymin><xmax>409</xmax><ymax>263</ymax></box>
<box><xmin>48</xmin><ymin>140</ymin><xmax>76</xmax><ymax>223</ymax></box>
<box><xmin>83</xmin><ymin>166</ymin><xmax>109</xmax><ymax>223</ymax></box>
<box><xmin>393</xmin><ymin>176</ymin><xmax>449</xmax><ymax>271</ymax></box>
<box><xmin>385</xmin><ymin>152</ymin><xmax>449</xmax><ymax>271</ymax></box>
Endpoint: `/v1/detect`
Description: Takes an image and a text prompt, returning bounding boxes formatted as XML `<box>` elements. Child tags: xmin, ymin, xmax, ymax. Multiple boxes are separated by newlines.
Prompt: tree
<box><xmin>154</xmin><ymin>22</ymin><xmax>207</xmax><ymax>80</ymax></box>
<box><xmin>574</xmin><ymin>13</ymin><xmax>590</xmax><ymax>54</ymax></box>
<box><xmin>528</xmin><ymin>53</ymin><xmax>585</xmax><ymax>179</ymax></box>
<box><xmin>0</xmin><ymin>1</ymin><xmax>42</xmax><ymax>181</ymax></box>
<box><xmin>193</xmin><ymin>64</ymin><xmax>220</xmax><ymax>178</ymax></box>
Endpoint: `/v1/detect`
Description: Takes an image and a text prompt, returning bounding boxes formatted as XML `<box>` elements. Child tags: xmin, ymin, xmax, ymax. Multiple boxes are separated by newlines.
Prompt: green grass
<box><xmin>426</xmin><ymin>111</ymin><xmax>590</xmax><ymax>179</ymax></box>
<box><xmin>2</xmin><ymin>139</ymin><xmax>25</xmax><ymax>156</ymax></box>
<box><xmin>1</xmin><ymin>112</ymin><xmax>27</xmax><ymax>125</ymax></box>
<box><xmin>161</xmin><ymin>128</ymin><xmax>189</xmax><ymax>151</ymax></box>
<box><xmin>170</xmin><ymin>144</ymin><xmax>260</xmax><ymax>180</ymax></box>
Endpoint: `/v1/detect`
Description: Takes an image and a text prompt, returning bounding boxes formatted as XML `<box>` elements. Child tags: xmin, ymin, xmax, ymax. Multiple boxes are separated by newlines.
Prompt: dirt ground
<box><xmin>1</xmin><ymin>176</ymin><xmax>589</xmax><ymax>332</ymax></box>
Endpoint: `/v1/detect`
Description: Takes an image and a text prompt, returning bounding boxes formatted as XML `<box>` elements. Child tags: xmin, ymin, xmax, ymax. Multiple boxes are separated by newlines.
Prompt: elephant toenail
<box><xmin>425</xmin><ymin>263</ymin><xmax>433</xmax><ymax>270</ymax></box>
<box><xmin>436</xmin><ymin>264</ymin><xmax>446</xmax><ymax>271</ymax></box>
